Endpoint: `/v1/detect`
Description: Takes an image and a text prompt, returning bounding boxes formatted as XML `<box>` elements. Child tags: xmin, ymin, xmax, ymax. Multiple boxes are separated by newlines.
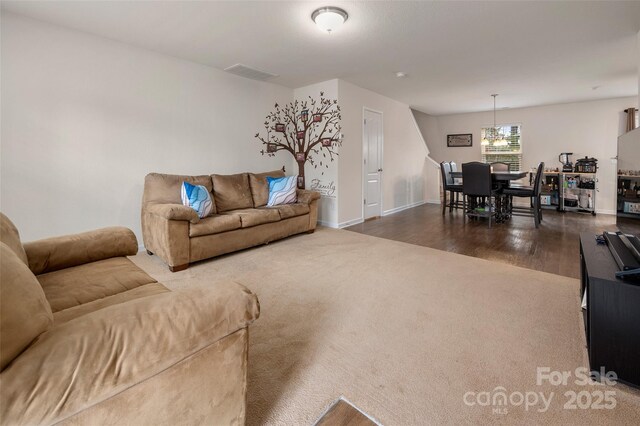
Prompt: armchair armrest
<box><xmin>145</xmin><ymin>203</ymin><xmax>200</xmax><ymax>224</ymax></box>
<box><xmin>296</xmin><ymin>189</ymin><xmax>321</xmax><ymax>205</ymax></box>
<box><xmin>0</xmin><ymin>281</ymin><xmax>260</xmax><ymax>425</ymax></box>
<box><xmin>24</xmin><ymin>227</ymin><xmax>138</xmax><ymax>275</ymax></box>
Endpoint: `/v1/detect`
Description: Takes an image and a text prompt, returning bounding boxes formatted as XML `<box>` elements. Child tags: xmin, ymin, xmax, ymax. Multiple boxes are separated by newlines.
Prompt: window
<box><xmin>481</xmin><ymin>124</ymin><xmax>522</xmax><ymax>171</ymax></box>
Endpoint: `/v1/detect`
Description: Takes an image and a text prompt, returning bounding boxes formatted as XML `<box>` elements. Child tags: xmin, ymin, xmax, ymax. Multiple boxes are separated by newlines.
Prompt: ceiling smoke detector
<box><xmin>312</xmin><ymin>7</ymin><xmax>348</xmax><ymax>33</ymax></box>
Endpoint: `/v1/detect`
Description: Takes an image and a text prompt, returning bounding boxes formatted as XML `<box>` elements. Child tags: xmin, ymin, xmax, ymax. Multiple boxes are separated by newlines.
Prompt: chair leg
<box><xmin>488</xmin><ymin>196</ymin><xmax>493</xmax><ymax>228</ymax></box>
<box><xmin>442</xmin><ymin>190</ymin><xmax>447</xmax><ymax>216</ymax></box>
<box><xmin>462</xmin><ymin>195</ymin><xmax>466</xmax><ymax>220</ymax></box>
<box><xmin>533</xmin><ymin>197</ymin><xmax>540</xmax><ymax>228</ymax></box>
<box><xmin>538</xmin><ymin>196</ymin><xmax>543</xmax><ymax>222</ymax></box>
<box><xmin>539</xmin><ymin>205</ymin><xmax>543</xmax><ymax>222</ymax></box>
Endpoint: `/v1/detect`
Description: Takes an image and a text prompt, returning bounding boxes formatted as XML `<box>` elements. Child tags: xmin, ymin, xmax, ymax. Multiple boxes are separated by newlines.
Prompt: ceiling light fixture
<box><xmin>396</xmin><ymin>72</ymin><xmax>407</xmax><ymax>78</ymax></box>
<box><xmin>312</xmin><ymin>7</ymin><xmax>348</xmax><ymax>33</ymax></box>
<box><xmin>481</xmin><ymin>94</ymin><xmax>509</xmax><ymax>147</ymax></box>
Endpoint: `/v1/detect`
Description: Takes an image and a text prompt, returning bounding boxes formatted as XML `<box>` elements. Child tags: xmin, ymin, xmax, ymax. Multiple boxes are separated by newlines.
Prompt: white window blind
<box><xmin>481</xmin><ymin>124</ymin><xmax>522</xmax><ymax>171</ymax></box>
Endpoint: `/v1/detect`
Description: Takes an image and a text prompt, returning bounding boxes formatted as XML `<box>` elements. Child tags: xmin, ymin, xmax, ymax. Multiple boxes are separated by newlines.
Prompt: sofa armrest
<box><xmin>0</xmin><ymin>281</ymin><xmax>260</xmax><ymax>425</ymax></box>
<box><xmin>24</xmin><ymin>227</ymin><xmax>138</xmax><ymax>275</ymax></box>
<box><xmin>145</xmin><ymin>203</ymin><xmax>200</xmax><ymax>224</ymax></box>
<box><xmin>297</xmin><ymin>189</ymin><xmax>321</xmax><ymax>205</ymax></box>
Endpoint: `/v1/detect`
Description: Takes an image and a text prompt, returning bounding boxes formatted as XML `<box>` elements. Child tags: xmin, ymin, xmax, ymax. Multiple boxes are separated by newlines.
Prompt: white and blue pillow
<box><xmin>181</xmin><ymin>181</ymin><xmax>213</xmax><ymax>218</ymax></box>
<box><xmin>266</xmin><ymin>175</ymin><xmax>298</xmax><ymax>206</ymax></box>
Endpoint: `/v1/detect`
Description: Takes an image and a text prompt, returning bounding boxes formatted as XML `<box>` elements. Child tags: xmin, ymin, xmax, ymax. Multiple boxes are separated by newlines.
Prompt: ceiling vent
<box><xmin>223</xmin><ymin>64</ymin><xmax>278</xmax><ymax>81</ymax></box>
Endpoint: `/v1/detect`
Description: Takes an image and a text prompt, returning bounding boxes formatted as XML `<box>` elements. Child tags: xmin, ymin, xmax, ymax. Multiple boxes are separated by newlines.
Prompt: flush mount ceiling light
<box><xmin>312</xmin><ymin>7</ymin><xmax>348</xmax><ymax>33</ymax></box>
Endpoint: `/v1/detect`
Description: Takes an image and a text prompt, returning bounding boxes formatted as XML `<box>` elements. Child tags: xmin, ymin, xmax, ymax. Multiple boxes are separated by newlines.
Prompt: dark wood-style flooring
<box><xmin>346</xmin><ymin>203</ymin><xmax>619</xmax><ymax>279</ymax></box>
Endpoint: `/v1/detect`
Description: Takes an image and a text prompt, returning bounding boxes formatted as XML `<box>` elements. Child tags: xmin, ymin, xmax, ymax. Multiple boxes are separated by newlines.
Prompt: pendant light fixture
<box><xmin>481</xmin><ymin>94</ymin><xmax>508</xmax><ymax>147</ymax></box>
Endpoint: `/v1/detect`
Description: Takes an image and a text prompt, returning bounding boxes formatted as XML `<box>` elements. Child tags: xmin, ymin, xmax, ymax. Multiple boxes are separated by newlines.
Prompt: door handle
<box><xmin>378</xmin><ymin>168</ymin><xmax>383</xmax><ymax>172</ymax></box>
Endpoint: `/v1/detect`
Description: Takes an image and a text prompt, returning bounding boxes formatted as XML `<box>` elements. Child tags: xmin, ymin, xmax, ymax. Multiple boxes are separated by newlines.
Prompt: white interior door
<box><xmin>363</xmin><ymin>109</ymin><xmax>383</xmax><ymax>219</ymax></box>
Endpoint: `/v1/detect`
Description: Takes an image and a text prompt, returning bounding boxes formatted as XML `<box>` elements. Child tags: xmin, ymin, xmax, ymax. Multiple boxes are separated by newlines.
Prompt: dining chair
<box><xmin>450</xmin><ymin>161</ymin><xmax>462</xmax><ymax>185</ymax></box>
<box><xmin>490</xmin><ymin>162</ymin><xmax>510</xmax><ymax>172</ymax></box>
<box><xmin>462</xmin><ymin>162</ymin><xmax>499</xmax><ymax>227</ymax></box>
<box><xmin>502</xmin><ymin>162</ymin><xmax>545</xmax><ymax>228</ymax></box>
<box><xmin>440</xmin><ymin>161</ymin><xmax>463</xmax><ymax>215</ymax></box>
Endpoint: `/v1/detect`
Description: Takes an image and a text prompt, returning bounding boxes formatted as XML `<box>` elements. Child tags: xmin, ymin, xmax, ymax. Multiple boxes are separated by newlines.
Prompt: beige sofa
<box><xmin>0</xmin><ymin>213</ymin><xmax>259</xmax><ymax>425</ymax></box>
<box><xmin>142</xmin><ymin>169</ymin><xmax>320</xmax><ymax>271</ymax></box>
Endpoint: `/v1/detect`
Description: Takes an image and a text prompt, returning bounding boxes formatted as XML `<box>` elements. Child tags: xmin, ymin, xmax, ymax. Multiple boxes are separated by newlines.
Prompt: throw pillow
<box><xmin>267</xmin><ymin>176</ymin><xmax>298</xmax><ymax>206</ymax></box>
<box><xmin>181</xmin><ymin>181</ymin><xmax>213</xmax><ymax>218</ymax></box>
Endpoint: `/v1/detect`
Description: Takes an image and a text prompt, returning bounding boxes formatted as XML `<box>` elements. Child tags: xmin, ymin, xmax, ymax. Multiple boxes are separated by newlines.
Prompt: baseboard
<box><xmin>318</xmin><ymin>220</ymin><xmax>339</xmax><ymax>228</ymax></box>
<box><xmin>338</xmin><ymin>217</ymin><xmax>364</xmax><ymax>228</ymax></box>
<box><xmin>382</xmin><ymin>200</ymin><xmax>426</xmax><ymax>216</ymax></box>
<box><xmin>426</xmin><ymin>198</ymin><xmax>441</xmax><ymax>205</ymax></box>
<box><xmin>595</xmin><ymin>209</ymin><xmax>615</xmax><ymax>215</ymax></box>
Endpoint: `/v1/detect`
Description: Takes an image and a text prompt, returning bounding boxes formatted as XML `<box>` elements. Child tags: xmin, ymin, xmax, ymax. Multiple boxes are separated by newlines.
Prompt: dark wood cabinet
<box><xmin>579</xmin><ymin>233</ymin><xmax>640</xmax><ymax>388</ymax></box>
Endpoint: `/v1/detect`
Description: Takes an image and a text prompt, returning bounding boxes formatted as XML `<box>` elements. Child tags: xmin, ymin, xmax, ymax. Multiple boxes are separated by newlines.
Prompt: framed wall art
<box><xmin>447</xmin><ymin>134</ymin><xmax>472</xmax><ymax>147</ymax></box>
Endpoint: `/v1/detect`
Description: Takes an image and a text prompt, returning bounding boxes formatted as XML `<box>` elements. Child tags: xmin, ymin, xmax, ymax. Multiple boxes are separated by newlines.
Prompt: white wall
<box><xmin>293</xmin><ymin>80</ymin><xmax>339</xmax><ymax>226</ymax></box>
<box><xmin>1</xmin><ymin>13</ymin><xmax>292</xmax><ymax>241</ymax></box>
<box><xmin>618</xmin><ymin>127</ymin><xmax>640</xmax><ymax>172</ymax></box>
<box><xmin>338</xmin><ymin>80</ymin><xmax>429</xmax><ymax>225</ymax></box>
<box><xmin>413</xmin><ymin>97</ymin><xmax>638</xmax><ymax>214</ymax></box>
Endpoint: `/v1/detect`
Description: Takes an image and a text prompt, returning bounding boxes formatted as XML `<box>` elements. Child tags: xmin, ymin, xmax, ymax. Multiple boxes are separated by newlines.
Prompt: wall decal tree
<box><xmin>255</xmin><ymin>92</ymin><xmax>341</xmax><ymax>188</ymax></box>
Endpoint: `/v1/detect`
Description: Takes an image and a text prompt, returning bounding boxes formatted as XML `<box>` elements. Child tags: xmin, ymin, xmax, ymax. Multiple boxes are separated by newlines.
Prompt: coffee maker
<box><xmin>559</xmin><ymin>152</ymin><xmax>574</xmax><ymax>172</ymax></box>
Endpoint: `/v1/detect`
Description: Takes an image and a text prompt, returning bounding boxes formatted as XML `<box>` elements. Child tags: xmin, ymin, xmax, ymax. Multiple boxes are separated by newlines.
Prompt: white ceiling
<box><xmin>3</xmin><ymin>1</ymin><xmax>640</xmax><ymax>115</ymax></box>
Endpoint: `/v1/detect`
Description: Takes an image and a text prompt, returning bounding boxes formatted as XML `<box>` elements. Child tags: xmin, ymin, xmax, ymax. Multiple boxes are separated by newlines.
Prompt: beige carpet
<box><xmin>132</xmin><ymin>227</ymin><xmax>640</xmax><ymax>425</ymax></box>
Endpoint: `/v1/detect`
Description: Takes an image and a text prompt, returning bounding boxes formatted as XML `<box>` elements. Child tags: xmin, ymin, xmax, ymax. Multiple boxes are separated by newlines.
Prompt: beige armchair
<box><xmin>0</xmin><ymin>213</ymin><xmax>259</xmax><ymax>424</ymax></box>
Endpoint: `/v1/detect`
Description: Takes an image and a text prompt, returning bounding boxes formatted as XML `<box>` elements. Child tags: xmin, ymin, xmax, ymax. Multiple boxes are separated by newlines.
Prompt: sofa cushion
<box><xmin>181</xmin><ymin>182</ymin><xmax>214</xmax><ymax>218</ymax></box>
<box><xmin>249</xmin><ymin>170</ymin><xmax>285</xmax><ymax>208</ymax></box>
<box><xmin>268</xmin><ymin>203</ymin><xmax>310</xmax><ymax>220</ymax></box>
<box><xmin>0</xmin><ymin>281</ymin><xmax>259</xmax><ymax>426</ymax></box>
<box><xmin>189</xmin><ymin>214</ymin><xmax>242</xmax><ymax>237</ymax></box>
<box><xmin>221</xmin><ymin>208</ymin><xmax>280</xmax><ymax>228</ymax></box>
<box><xmin>0</xmin><ymin>243</ymin><xmax>53</xmax><ymax>370</ymax></box>
<box><xmin>0</xmin><ymin>213</ymin><xmax>28</xmax><ymax>266</ymax></box>
<box><xmin>37</xmin><ymin>257</ymin><xmax>157</xmax><ymax>313</ymax></box>
<box><xmin>211</xmin><ymin>173</ymin><xmax>253</xmax><ymax>213</ymax></box>
<box><xmin>143</xmin><ymin>173</ymin><xmax>216</xmax><ymax>214</ymax></box>
<box><xmin>53</xmin><ymin>282</ymin><xmax>170</xmax><ymax>326</ymax></box>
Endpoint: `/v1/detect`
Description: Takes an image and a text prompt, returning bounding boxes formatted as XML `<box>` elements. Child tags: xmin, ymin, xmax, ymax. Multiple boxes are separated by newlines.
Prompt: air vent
<box><xmin>223</xmin><ymin>64</ymin><xmax>278</xmax><ymax>81</ymax></box>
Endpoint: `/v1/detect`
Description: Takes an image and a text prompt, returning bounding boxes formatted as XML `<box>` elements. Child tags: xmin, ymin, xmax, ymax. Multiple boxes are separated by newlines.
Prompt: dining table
<box><xmin>449</xmin><ymin>170</ymin><xmax>528</xmax><ymax>181</ymax></box>
<box><xmin>450</xmin><ymin>170</ymin><xmax>529</xmax><ymax>223</ymax></box>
